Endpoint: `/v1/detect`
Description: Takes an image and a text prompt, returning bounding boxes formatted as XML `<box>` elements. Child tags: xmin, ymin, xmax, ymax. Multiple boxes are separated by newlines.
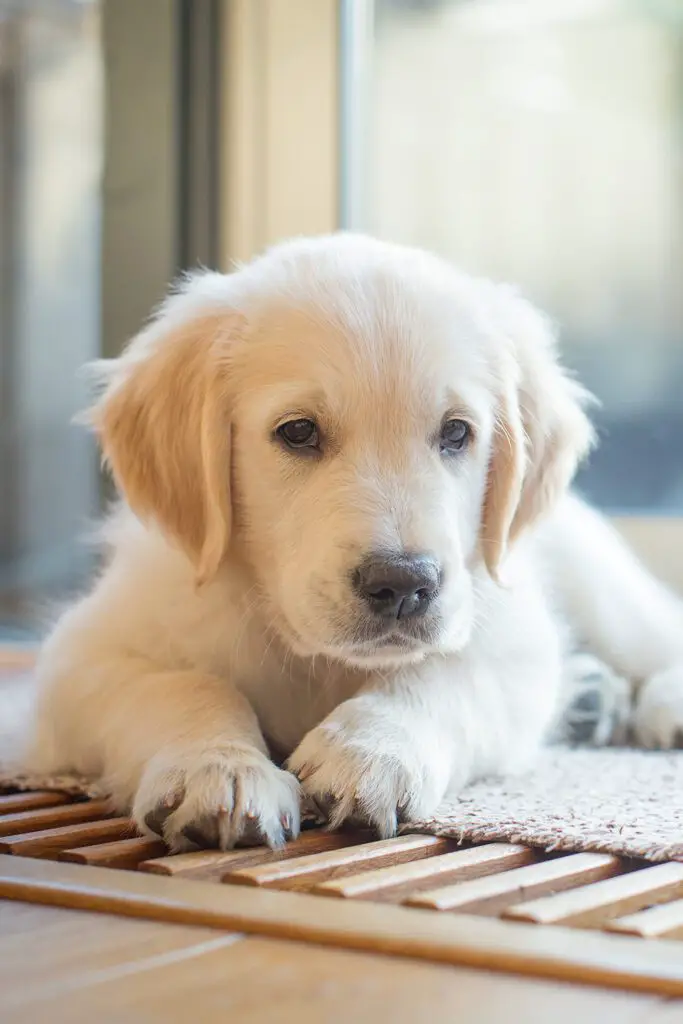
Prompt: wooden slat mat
<box><xmin>1</xmin><ymin>788</ymin><xmax>683</xmax><ymax>996</ymax></box>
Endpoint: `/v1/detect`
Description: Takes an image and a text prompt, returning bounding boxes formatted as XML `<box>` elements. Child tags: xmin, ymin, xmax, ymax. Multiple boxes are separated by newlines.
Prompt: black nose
<box><xmin>353</xmin><ymin>553</ymin><xmax>440</xmax><ymax>620</ymax></box>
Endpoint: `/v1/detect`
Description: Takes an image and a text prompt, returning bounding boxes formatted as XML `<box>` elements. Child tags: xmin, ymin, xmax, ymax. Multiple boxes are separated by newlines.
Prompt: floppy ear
<box><xmin>87</xmin><ymin>284</ymin><xmax>244</xmax><ymax>584</ymax></box>
<box><xmin>480</xmin><ymin>290</ymin><xmax>595</xmax><ymax>579</ymax></box>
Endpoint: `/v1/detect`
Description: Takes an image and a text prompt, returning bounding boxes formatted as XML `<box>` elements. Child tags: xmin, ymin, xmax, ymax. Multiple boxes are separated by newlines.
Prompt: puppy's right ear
<box><xmin>85</xmin><ymin>276</ymin><xmax>245</xmax><ymax>583</ymax></box>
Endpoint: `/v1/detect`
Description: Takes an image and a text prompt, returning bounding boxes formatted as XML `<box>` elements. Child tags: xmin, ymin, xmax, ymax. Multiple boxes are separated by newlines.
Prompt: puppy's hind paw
<box><xmin>556</xmin><ymin>653</ymin><xmax>631</xmax><ymax>747</ymax></box>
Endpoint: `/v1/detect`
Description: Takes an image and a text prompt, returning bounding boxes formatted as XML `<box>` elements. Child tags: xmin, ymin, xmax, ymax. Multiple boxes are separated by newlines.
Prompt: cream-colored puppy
<box><xmin>14</xmin><ymin>234</ymin><xmax>683</xmax><ymax>850</ymax></box>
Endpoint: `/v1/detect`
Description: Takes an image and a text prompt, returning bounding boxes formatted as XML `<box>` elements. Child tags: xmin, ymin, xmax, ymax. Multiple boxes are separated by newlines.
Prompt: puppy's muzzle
<box><xmin>353</xmin><ymin>553</ymin><xmax>440</xmax><ymax>621</ymax></box>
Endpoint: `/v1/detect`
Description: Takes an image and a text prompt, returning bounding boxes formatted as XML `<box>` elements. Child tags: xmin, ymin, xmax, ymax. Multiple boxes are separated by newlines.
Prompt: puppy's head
<box><xmin>89</xmin><ymin>235</ymin><xmax>594</xmax><ymax>667</ymax></box>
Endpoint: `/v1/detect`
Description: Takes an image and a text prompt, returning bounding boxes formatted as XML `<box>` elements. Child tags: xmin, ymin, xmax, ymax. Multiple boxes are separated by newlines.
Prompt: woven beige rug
<box><xmin>404</xmin><ymin>748</ymin><xmax>683</xmax><ymax>863</ymax></box>
<box><xmin>2</xmin><ymin>647</ymin><xmax>682</xmax><ymax>862</ymax></box>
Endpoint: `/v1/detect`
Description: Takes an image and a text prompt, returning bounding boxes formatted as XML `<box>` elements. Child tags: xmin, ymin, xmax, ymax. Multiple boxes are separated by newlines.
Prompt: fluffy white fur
<box><xmin>9</xmin><ymin>233</ymin><xmax>683</xmax><ymax>851</ymax></box>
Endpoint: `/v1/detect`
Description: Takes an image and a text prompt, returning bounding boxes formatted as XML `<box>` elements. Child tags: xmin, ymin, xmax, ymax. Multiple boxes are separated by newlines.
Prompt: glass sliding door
<box><xmin>0</xmin><ymin>0</ymin><xmax>102</xmax><ymax>634</ymax></box>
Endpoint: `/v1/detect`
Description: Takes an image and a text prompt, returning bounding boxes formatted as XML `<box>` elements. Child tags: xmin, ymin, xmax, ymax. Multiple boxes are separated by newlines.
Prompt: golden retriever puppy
<box><xmin>14</xmin><ymin>234</ymin><xmax>683</xmax><ymax>850</ymax></box>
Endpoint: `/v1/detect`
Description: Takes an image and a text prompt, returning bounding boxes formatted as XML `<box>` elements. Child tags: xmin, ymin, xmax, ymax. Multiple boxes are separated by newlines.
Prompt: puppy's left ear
<box><xmin>481</xmin><ymin>289</ymin><xmax>595</xmax><ymax>578</ymax></box>
<box><xmin>86</xmin><ymin>282</ymin><xmax>244</xmax><ymax>584</ymax></box>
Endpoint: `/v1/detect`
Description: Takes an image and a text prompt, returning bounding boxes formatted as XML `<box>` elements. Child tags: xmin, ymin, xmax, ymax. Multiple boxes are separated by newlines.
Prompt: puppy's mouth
<box><xmin>323</xmin><ymin>617</ymin><xmax>445</xmax><ymax>667</ymax></box>
<box><xmin>267</xmin><ymin>594</ymin><xmax>460</xmax><ymax>667</ymax></box>
<box><xmin>350</xmin><ymin>615</ymin><xmax>441</xmax><ymax>646</ymax></box>
<box><xmin>324</xmin><ymin>604</ymin><xmax>472</xmax><ymax>666</ymax></box>
<box><xmin>272</xmin><ymin>612</ymin><xmax>438</xmax><ymax>667</ymax></box>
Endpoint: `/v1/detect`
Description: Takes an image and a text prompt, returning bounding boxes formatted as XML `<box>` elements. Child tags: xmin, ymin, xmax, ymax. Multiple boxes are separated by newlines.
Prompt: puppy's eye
<box><xmin>277</xmin><ymin>418</ymin><xmax>320</xmax><ymax>450</ymax></box>
<box><xmin>440</xmin><ymin>418</ymin><xmax>471</xmax><ymax>454</ymax></box>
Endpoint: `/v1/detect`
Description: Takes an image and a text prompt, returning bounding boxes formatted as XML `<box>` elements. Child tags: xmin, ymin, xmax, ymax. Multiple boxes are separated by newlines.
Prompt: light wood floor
<box><xmin>1</xmin><ymin>898</ymin><xmax>680</xmax><ymax>1023</ymax></box>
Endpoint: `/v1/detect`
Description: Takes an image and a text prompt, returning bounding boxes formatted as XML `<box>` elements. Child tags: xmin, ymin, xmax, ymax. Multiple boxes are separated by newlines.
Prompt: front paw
<box><xmin>134</xmin><ymin>743</ymin><xmax>301</xmax><ymax>852</ymax></box>
<box><xmin>288</xmin><ymin>705</ymin><xmax>448</xmax><ymax>838</ymax></box>
<box><xmin>633</xmin><ymin>667</ymin><xmax>683</xmax><ymax>749</ymax></box>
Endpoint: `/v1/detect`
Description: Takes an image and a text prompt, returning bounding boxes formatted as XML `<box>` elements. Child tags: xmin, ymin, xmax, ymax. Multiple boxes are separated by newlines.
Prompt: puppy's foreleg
<box><xmin>27</xmin><ymin>645</ymin><xmax>299</xmax><ymax>850</ymax></box>
<box><xmin>289</xmin><ymin>636</ymin><xmax>560</xmax><ymax>837</ymax></box>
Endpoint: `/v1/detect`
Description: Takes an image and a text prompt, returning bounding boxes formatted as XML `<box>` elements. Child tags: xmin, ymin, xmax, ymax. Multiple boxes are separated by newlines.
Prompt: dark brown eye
<box><xmin>440</xmin><ymin>418</ymin><xmax>471</xmax><ymax>454</ymax></box>
<box><xmin>277</xmin><ymin>418</ymin><xmax>319</xmax><ymax>450</ymax></box>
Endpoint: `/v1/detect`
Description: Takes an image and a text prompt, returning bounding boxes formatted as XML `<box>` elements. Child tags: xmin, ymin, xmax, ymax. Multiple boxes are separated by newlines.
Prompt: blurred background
<box><xmin>1</xmin><ymin>0</ymin><xmax>683</xmax><ymax>638</ymax></box>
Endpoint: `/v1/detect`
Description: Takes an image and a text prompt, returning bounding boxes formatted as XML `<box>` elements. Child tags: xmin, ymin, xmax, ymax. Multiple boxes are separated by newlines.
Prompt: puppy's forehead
<box><xmin>237</xmin><ymin>263</ymin><xmax>498</xmax><ymax>416</ymax></box>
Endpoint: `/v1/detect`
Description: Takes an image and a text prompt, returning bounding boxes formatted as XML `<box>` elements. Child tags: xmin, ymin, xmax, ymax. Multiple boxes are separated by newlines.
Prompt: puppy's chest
<box><xmin>235</xmin><ymin>657</ymin><xmax>359</xmax><ymax>757</ymax></box>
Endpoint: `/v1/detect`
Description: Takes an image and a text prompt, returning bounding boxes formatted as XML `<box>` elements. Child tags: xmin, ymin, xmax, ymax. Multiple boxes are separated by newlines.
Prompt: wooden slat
<box><xmin>407</xmin><ymin>853</ymin><xmax>622</xmax><ymax>913</ymax></box>
<box><xmin>607</xmin><ymin>898</ymin><xmax>683</xmax><ymax>939</ymax></box>
<box><xmin>0</xmin><ymin>799</ymin><xmax>114</xmax><ymax>837</ymax></box>
<box><xmin>505</xmin><ymin>863</ymin><xmax>683</xmax><ymax>927</ymax></box>
<box><xmin>141</xmin><ymin>829</ymin><xmax>365</xmax><ymax>880</ymax></box>
<box><xmin>59</xmin><ymin>836</ymin><xmax>166</xmax><ymax>869</ymax></box>
<box><xmin>1</xmin><ymin>855</ymin><xmax>683</xmax><ymax>997</ymax></box>
<box><xmin>0</xmin><ymin>791</ymin><xmax>70</xmax><ymax>814</ymax></box>
<box><xmin>312</xmin><ymin>843</ymin><xmax>536</xmax><ymax>901</ymax></box>
<box><xmin>224</xmin><ymin>834</ymin><xmax>452</xmax><ymax>890</ymax></box>
<box><xmin>0</xmin><ymin>817</ymin><xmax>135</xmax><ymax>857</ymax></box>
